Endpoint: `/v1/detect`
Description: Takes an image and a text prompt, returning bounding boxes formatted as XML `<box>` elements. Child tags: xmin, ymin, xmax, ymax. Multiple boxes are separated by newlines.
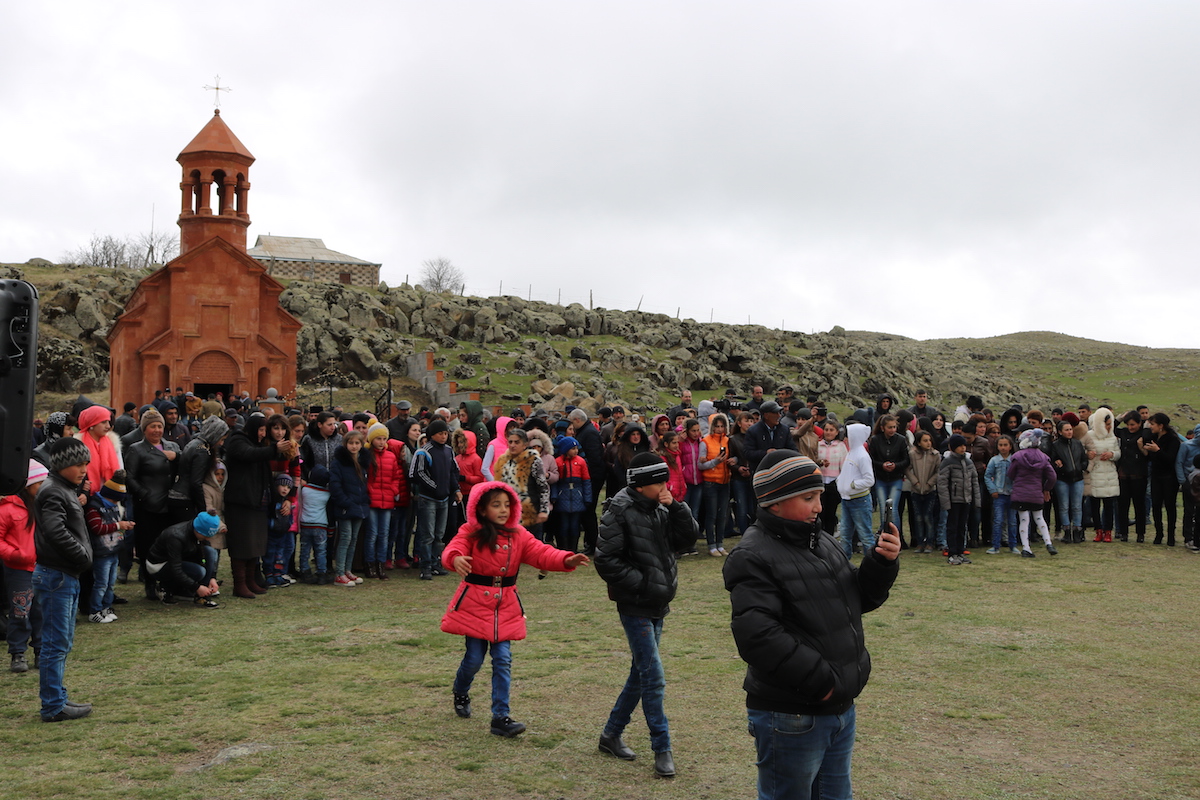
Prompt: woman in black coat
<box><xmin>223</xmin><ymin>416</ymin><xmax>289</xmax><ymax>598</ymax></box>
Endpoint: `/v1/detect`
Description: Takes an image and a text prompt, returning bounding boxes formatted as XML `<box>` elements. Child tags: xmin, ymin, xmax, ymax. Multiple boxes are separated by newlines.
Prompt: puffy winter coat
<box><xmin>1084</xmin><ymin>408</ymin><xmax>1121</xmax><ymax>498</ymax></box>
<box><xmin>938</xmin><ymin>451</ymin><xmax>980</xmax><ymax>508</ymax></box>
<box><xmin>366</xmin><ymin>444</ymin><xmax>403</xmax><ymax>510</ymax></box>
<box><xmin>328</xmin><ymin>445</ymin><xmax>372</xmax><ymax>520</ymax></box>
<box><xmin>0</xmin><ymin>494</ymin><xmax>36</xmax><ymax>571</ymax></box>
<box><xmin>440</xmin><ymin>482</ymin><xmax>578</xmax><ymax>642</ymax></box>
<box><xmin>551</xmin><ymin>455</ymin><xmax>592</xmax><ymax>513</ymax></box>
<box><xmin>905</xmin><ymin>445</ymin><xmax>940</xmax><ymax>495</ymax></box>
<box><xmin>1008</xmin><ymin>447</ymin><xmax>1057</xmax><ymax>506</ymax></box>
<box><xmin>595</xmin><ymin>486</ymin><xmax>699</xmax><ymax>618</ymax></box>
<box><xmin>723</xmin><ymin>507</ymin><xmax>898</xmax><ymax>715</ymax></box>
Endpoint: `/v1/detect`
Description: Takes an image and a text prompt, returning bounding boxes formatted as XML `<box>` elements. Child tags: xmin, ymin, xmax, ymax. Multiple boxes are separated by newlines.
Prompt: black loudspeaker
<box><xmin>0</xmin><ymin>279</ymin><xmax>38</xmax><ymax>496</ymax></box>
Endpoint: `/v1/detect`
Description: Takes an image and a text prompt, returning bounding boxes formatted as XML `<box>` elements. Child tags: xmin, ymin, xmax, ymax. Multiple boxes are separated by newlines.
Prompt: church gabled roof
<box><xmin>247</xmin><ymin>236</ymin><xmax>381</xmax><ymax>266</ymax></box>
<box><xmin>178</xmin><ymin>110</ymin><xmax>255</xmax><ymax>161</ymax></box>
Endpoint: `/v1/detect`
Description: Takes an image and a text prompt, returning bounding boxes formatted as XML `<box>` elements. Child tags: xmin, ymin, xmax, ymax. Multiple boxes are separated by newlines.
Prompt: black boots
<box><xmin>490</xmin><ymin>716</ymin><xmax>526</xmax><ymax>737</ymax></box>
<box><xmin>654</xmin><ymin>750</ymin><xmax>676</xmax><ymax>778</ymax></box>
<box><xmin>454</xmin><ymin>694</ymin><xmax>471</xmax><ymax>719</ymax></box>
<box><xmin>599</xmin><ymin>734</ymin><xmax>636</xmax><ymax>760</ymax></box>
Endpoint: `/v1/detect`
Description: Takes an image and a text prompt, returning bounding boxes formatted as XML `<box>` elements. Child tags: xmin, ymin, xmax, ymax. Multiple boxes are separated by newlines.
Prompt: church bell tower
<box><xmin>176</xmin><ymin>109</ymin><xmax>255</xmax><ymax>255</ymax></box>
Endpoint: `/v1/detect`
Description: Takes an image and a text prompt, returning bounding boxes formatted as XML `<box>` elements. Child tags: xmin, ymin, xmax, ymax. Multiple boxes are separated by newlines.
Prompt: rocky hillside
<box><xmin>7</xmin><ymin>262</ymin><xmax>1198</xmax><ymax>421</ymax></box>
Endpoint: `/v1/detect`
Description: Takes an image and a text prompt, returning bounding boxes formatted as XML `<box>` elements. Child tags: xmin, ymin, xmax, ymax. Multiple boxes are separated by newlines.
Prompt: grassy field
<box><xmin>2</xmin><ymin>532</ymin><xmax>1198</xmax><ymax>800</ymax></box>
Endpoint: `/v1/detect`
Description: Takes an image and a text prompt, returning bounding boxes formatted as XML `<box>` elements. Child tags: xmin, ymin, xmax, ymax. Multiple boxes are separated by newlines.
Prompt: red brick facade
<box><xmin>107</xmin><ymin>112</ymin><xmax>300</xmax><ymax>408</ymax></box>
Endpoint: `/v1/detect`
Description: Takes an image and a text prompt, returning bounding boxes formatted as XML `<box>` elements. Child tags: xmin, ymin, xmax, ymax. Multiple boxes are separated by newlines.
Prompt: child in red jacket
<box><xmin>365</xmin><ymin>424</ymin><xmax>402</xmax><ymax>580</ymax></box>
<box><xmin>441</xmin><ymin>481</ymin><xmax>589</xmax><ymax>738</ymax></box>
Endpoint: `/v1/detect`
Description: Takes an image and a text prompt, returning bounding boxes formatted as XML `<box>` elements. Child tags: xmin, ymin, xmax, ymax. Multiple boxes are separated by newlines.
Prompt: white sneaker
<box><xmin>103</xmin><ymin>608</ymin><xmax>118</xmax><ymax>623</ymax></box>
<box><xmin>88</xmin><ymin>611</ymin><xmax>114</xmax><ymax>624</ymax></box>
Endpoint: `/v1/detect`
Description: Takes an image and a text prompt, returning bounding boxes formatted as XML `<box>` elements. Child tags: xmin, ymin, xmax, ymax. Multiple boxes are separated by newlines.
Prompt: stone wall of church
<box><xmin>259</xmin><ymin>259</ymin><xmax>379</xmax><ymax>286</ymax></box>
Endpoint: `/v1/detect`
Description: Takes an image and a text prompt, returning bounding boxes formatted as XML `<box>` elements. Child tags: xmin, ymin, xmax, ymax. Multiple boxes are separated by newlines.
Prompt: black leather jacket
<box><xmin>34</xmin><ymin>471</ymin><xmax>93</xmax><ymax>577</ymax></box>
<box><xmin>723</xmin><ymin>508</ymin><xmax>897</xmax><ymax>715</ymax></box>
<box><xmin>125</xmin><ymin>439</ymin><xmax>181</xmax><ymax>514</ymax></box>
<box><xmin>595</xmin><ymin>487</ymin><xmax>698</xmax><ymax>618</ymax></box>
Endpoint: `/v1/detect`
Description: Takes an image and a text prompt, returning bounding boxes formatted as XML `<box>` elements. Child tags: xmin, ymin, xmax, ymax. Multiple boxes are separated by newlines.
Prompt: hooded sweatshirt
<box><xmin>482</xmin><ymin>415</ymin><xmax>515</xmax><ymax>481</ymax></box>
<box><xmin>837</xmin><ymin>423</ymin><xmax>875</xmax><ymax>500</ymax></box>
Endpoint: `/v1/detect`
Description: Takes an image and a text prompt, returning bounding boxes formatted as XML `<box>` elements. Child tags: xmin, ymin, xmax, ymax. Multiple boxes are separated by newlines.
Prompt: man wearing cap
<box><xmin>743</xmin><ymin>401</ymin><xmax>798</xmax><ymax>474</ymax></box>
<box><xmin>386</xmin><ymin>401</ymin><xmax>413</xmax><ymax>439</ymax></box>
<box><xmin>724</xmin><ymin>451</ymin><xmax>900</xmax><ymax>800</ymax></box>
<box><xmin>594</xmin><ymin>452</ymin><xmax>699</xmax><ymax>779</ymax></box>
<box><xmin>600</xmin><ymin>406</ymin><xmax>625</xmax><ymax>446</ymax></box>
<box><xmin>144</xmin><ymin>512</ymin><xmax>222</xmax><ymax>607</ymax></box>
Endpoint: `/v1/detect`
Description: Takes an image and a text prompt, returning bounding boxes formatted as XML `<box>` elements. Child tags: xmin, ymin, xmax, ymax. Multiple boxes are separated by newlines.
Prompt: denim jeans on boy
<box><xmin>264</xmin><ymin>534</ymin><xmax>294</xmax><ymax>577</ymax></box>
<box><xmin>701</xmin><ymin>481</ymin><xmax>731</xmax><ymax>549</ymax></box>
<box><xmin>31</xmin><ymin>565</ymin><xmax>80</xmax><ymax>720</ymax></box>
<box><xmin>415</xmin><ymin>496</ymin><xmax>448</xmax><ymax>570</ymax></box>
<box><xmin>4</xmin><ymin>564</ymin><xmax>41</xmax><ymax>656</ymax></box>
<box><xmin>160</xmin><ymin>559</ymin><xmax>216</xmax><ymax>596</ymax></box>
<box><xmin>299</xmin><ymin>525</ymin><xmax>328</xmax><ymax>573</ymax></box>
<box><xmin>365</xmin><ymin>508</ymin><xmax>392</xmax><ymax>563</ymax></box>
<box><xmin>872</xmin><ymin>479</ymin><xmax>903</xmax><ymax>537</ymax></box>
<box><xmin>990</xmin><ymin>494</ymin><xmax>1018</xmax><ymax>548</ymax></box>
<box><xmin>604</xmin><ymin>614</ymin><xmax>671</xmax><ymax>754</ymax></box>
<box><xmin>747</xmin><ymin>704</ymin><xmax>856</xmax><ymax>800</ymax></box>
<box><xmin>453</xmin><ymin>637</ymin><xmax>512</xmax><ymax>719</ymax></box>
<box><xmin>335</xmin><ymin>518</ymin><xmax>363</xmax><ymax>574</ymax></box>
<box><xmin>838</xmin><ymin>495</ymin><xmax>874</xmax><ymax>559</ymax></box>
<box><xmin>1054</xmin><ymin>480</ymin><xmax>1084</xmax><ymax>528</ymax></box>
<box><xmin>90</xmin><ymin>553</ymin><xmax>118</xmax><ymax>614</ymax></box>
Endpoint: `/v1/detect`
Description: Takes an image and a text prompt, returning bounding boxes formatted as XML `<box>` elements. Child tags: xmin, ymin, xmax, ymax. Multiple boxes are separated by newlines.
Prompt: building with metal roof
<box><xmin>247</xmin><ymin>235</ymin><xmax>381</xmax><ymax>286</ymax></box>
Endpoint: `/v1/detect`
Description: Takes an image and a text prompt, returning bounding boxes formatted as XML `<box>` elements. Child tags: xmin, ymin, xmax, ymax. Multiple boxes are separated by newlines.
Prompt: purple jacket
<box><xmin>1008</xmin><ymin>447</ymin><xmax>1057</xmax><ymax>505</ymax></box>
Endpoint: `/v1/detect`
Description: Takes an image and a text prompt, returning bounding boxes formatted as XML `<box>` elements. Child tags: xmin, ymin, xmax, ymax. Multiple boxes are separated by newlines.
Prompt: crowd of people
<box><xmin>3</xmin><ymin>383</ymin><xmax>1195</xmax><ymax>794</ymax></box>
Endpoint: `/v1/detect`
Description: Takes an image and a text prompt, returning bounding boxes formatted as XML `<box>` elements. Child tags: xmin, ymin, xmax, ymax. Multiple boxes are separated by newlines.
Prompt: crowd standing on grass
<box><xmin>6</xmin><ymin>385</ymin><xmax>1199</xmax><ymax>788</ymax></box>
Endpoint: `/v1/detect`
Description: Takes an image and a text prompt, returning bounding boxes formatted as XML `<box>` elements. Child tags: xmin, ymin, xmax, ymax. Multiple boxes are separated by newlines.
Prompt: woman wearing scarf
<box><xmin>75</xmin><ymin>405</ymin><xmax>123</xmax><ymax>492</ymax></box>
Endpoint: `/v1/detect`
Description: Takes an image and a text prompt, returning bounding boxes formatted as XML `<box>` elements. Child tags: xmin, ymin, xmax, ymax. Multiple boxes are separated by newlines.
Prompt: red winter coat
<box><xmin>0</xmin><ymin>494</ymin><xmax>36</xmax><ymax>572</ymax></box>
<box><xmin>456</xmin><ymin>430</ymin><xmax>486</xmax><ymax>498</ymax></box>
<box><xmin>440</xmin><ymin>481</ymin><xmax>577</xmax><ymax>643</ymax></box>
<box><xmin>367</xmin><ymin>444</ymin><xmax>403</xmax><ymax>510</ymax></box>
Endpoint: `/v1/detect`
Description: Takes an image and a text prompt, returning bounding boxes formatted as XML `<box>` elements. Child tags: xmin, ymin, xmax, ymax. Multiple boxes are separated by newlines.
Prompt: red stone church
<box><xmin>107</xmin><ymin>111</ymin><xmax>301</xmax><ymax>407</ymax></box>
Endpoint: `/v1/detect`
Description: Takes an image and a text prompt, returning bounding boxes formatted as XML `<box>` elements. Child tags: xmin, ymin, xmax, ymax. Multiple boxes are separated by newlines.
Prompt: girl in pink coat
<box><xmin>441</xmin><ymin>481</ymin><xmax>589</xmax><ymax>738</ymax></box>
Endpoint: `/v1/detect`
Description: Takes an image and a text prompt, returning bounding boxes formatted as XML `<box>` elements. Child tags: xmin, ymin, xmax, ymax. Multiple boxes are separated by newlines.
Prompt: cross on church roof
<box><xmin>203</xmin><ymin>75</ymin><xmax>232</xmax><ymax>109</ymax></box>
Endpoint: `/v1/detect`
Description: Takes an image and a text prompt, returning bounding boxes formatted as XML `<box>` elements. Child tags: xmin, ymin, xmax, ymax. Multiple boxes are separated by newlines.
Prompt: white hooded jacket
<box><xmin>1084</xmin><ymin>408</ymin><xmax>1121</xmax><ymax>499</ymax></box>
<box><xmin>836</xmin><ymin>423</ymin><xmax>876</xmax><ymax>500</ymax></box>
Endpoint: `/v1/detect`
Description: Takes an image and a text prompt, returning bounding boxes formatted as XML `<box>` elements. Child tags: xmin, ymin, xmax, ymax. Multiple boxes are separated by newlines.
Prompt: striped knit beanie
<box><xmin>753</xmin><ymin>452</ymin><xmax>823</xmax><ymax>508</ymax></box>
<box><xmin>627</xmin><ymin>452</ymin><xmax>670</xmax><ymax>488</ymax></box>
<box><xmin>49</xmin><ymin>437</ymin><xmax>91</xmax><ymax>473</ymax></box>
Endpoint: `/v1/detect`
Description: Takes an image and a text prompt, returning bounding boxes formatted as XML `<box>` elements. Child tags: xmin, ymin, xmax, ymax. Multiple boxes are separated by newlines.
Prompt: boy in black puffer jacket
<box><xmin>594</xmin><ymin>452</ymin><xmax>698</xmax><ymax>779</ymax></box>
<box><xmin>724</xmin><ymin>451</ymin><xmax>899</xmax><ymax>800</ymax></box>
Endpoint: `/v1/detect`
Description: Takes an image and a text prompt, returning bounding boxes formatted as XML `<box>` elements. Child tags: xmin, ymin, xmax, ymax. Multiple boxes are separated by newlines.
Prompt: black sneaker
<box><xmin>1021</xmin><ymin>549</ymin><xmax>1036</xmax><ymax>558</ymax></box>
<box><xmin>454</xmin><ymin>693</ymin><xmax>471</xmax><ymax>718</ymax></box>
<box><xmin>43</xmin><ymin>704</ymin><xmax>92</xmax><ymax>722</ymax></box>
<box><xmin>490</xmin><ymin>716</ymin><xmax>526</xmax><ymax>737</ymax></box>
<box><xmin>1046</xmin><ymin>543</ymin><xmax>1058</xmax><ymax>556</ymax></box>
<box><xmin>420</xmin><ymin>571</ymin><xmax>433</xmax><ymax>581</ymax></box>
<box><xmin>10</xmin><ymin>654</ymin><xmax>28</xmax><ymax>674</ymax></box>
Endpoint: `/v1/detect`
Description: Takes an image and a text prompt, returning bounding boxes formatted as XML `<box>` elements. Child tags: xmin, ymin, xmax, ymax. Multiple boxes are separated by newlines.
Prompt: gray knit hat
<box><xmin>49</xmin><ymin>437</ymin><xmax>91</xmax><ymax>473</ymax></box>
<box><xmin>753</xmin><ymin>452</ymin><xmax>823</xmax><ymax>508</ymax></box>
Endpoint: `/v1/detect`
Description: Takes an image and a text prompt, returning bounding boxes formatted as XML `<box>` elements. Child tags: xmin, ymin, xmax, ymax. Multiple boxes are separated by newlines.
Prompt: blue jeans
<box><xmin>1054</xmin><ymin>480</ymin><xmax>1084</xmax><ymax>528</ymax></box>
<box><xmin>365</xmin><ymin>508</ymin><xmax>392</xmax><ymax>562</ymax></box>
<box><xmin>605</xmin><ymin>614</ymin><xmax>671</xmax><ymax>754</ymax></box>
<box><xmin>748</xmin><ymin>705</ymin><xmax>856</xmax><ymax>800</ymax></box>
<box><xmin>702</xmin><ymin>481</ymin><xmax>731</xmax><ymax>548</ymax></box>
<box><xmin>31</xmin><ymin>565</ymin><xmax>80</xmax><ymax>720</ymax></box>
<box><xmin>160</xmin><ymin>559</ymin><xmax>214</xmax><ymax>595</ymax></box>
<box><xmin>335</xmin><ymin>518</ymin><xmax>363</xmax><ymax>575</ymax></box>
<box><xmin>453</xmin><ymin>637</ymin><xmax>512</xmax><ymax>719</ymax></box>
<box><xmin>4</xmin><ymin>565</ymin><xmax>41</xmax><ymax>656</ymax></box>
<box><xmin>731</xmin><ymin>479</ymin><xmax>755</xmax><ymax>536</ymax></box>
<box><xmin>299</xmin><ymin>525</ymin><xmax>329</xmax><ymax>573</ymax></box>
<box><xmin>990</xmin><ymin>494</ymin><xmax>1018</xmax><ymax>548</ymax></box>
<box><xmin>416</xmin><ymin>496</ymin><xmax>448</xmax><ymax>570</ymax></box>
<box><xmin>90</xmin><ymin>553</ymin><xmax>118</xmax><ymax>614</ymax></box>
<box><xmin>873</xmin><ymin>479</ymin><xmax>903</xmax><ymax>537</ymax></box>
<box><xmin>910</xmin><ymin>492</ymin><xmax>939</xmax><ymax>548</ymax></box>
<box><xmin>838</xmin><ymin>495</ymin><xmax>874</xmax><ymax>558</ymax></box>
<box><xmin>684</xmin><ymin>484</ymin><xmax>703</xmax><ymax>523</ymax></box>
<box><xmin>264</xmin><ymin>534</ymin><xmax>294</xmax><ymax>577</ymax></box>
<box><xmin>389</xmin><ymin>505</ymin><xmax>410</xmax><ymax>561</ymax></box>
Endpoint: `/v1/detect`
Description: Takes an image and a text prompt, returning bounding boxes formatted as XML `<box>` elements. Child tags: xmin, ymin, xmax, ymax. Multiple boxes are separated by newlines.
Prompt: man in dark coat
<box><xmin>742</xmin><ymin>401</ymin><xmax>798</xmax><ymax>473</ymax></box>
<box><xmin>568</xmin><ymin>408</ymin><xmax>606</xmax><ymax>556</ymax></box>
<box><xmin>724</xmin><ymin>452</ymin><xmax>899</xmax><ymax>799</ymax></box>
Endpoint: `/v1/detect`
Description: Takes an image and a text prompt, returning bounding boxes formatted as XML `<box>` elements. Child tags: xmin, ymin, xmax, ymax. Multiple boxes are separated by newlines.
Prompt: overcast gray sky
<box><xmin>3</xmin><ymin>2</ymin><xmax>1197</xmax><ymax>347</ymax></box>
